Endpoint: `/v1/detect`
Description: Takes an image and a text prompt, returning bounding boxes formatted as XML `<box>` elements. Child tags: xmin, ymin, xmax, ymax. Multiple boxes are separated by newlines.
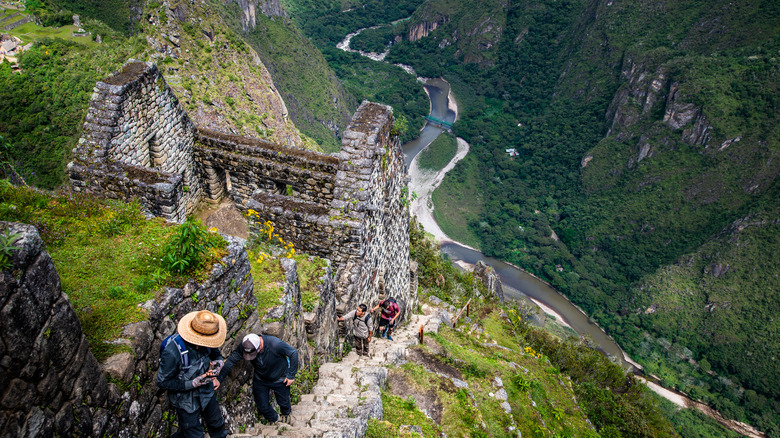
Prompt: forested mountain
<box><xmin>357</xmin><ymin>0</ymin><xmax>778</xmax><ymax>434</ymax></box>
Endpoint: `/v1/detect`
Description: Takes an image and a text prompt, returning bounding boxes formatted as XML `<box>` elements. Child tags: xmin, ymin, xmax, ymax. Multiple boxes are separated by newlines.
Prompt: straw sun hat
<box><xmin>178</xmin><ymin>310</ymin><xmax>227</xmax><ymax>348</ymax></box>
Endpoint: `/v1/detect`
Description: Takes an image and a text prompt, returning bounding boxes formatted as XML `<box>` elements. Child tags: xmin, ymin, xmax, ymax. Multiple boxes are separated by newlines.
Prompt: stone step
<box><xmin>226</xmin><ymin>309</ymin><xmax>449</xmax><ymax>438</ymax></box>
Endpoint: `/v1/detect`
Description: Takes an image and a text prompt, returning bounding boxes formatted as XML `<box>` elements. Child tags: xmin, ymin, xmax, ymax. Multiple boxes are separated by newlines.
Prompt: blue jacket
<box><xmin>156</xmin><ymin>336</ymin><xmax>223</xmax><ymax>413</ymax></box>
<box><xmin>219</xmin><ymin>335</ymin><xmax>299</xmax><ymax>384</ymax></box>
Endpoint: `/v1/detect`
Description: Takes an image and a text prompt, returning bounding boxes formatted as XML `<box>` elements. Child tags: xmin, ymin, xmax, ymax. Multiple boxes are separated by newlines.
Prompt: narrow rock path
<box><xmin>230</xmin><ymin>305</ymin><xmax>448</xmax><ymax>438</ymax></box>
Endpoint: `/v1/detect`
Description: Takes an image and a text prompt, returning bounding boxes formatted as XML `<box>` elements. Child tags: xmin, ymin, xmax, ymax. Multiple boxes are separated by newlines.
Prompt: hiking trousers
<box><xmin>253</xmin><ymin>379</ymin><xmax>291</xmax><ymax>422</ymax></box>
<box><xmin>172</xmin><ymin>396</ymin><xmax>227</xmax><ymax>438</ymax></box>
<box><xmin>355</xmin><ymin>337</ymin><xmax>369</xmax><ymax>356</ymax></box>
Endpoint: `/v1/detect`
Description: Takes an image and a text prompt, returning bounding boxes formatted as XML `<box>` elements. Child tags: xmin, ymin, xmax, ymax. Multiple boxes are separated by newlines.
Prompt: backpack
<box><xmin>383</xmin><ymin>298</ymin><xmax>399</xmax><ymax>313</ymax></box>
<box><xmin>352</xmin><ymin>312</ymin><xmax>370</xmax><ymax>325</ymax></box>
<box><xmin>160</xmin><ymin>333</ymin><xmax>190</xmax><ymax>376</ymax></box>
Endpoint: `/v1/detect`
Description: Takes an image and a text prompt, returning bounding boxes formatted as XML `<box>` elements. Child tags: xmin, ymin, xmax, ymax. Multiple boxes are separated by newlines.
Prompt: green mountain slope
<box><xmin>0</xmin><ymin>0</ymin><xmax>357</xmax><ymax>186</ymax></box>
<box><xmin>219</xmin><ymin>2</ymin><xmax>356</xmax><ymax>153</ymax></box>
<box><xmin>381</xmin><ymin>0</ymin><xmax>779</xmax><ymax>434</ymax></box>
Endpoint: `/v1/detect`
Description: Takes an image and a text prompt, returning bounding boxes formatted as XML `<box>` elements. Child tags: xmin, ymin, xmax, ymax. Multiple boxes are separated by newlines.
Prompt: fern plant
<box><xmin>0</xmin><ymin>230</ymin><xmax>22</xmax><ymax>270</ymax></box>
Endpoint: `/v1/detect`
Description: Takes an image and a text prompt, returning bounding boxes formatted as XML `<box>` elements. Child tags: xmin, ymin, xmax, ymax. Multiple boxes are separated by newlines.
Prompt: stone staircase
<box><xmin>230</xmin><ymin>305</ymin><xmax>450</xmax><ymax>438</ymax></box>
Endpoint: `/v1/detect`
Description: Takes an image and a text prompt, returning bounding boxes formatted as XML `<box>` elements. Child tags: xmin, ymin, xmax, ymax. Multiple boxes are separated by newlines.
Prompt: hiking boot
<box><xmin>260</xmin><ymin>417</ymin><xmax>276</xmax><ymax>425</ymax></box>
<box><xmin>279</xmin><ymin>414</ymin><xmax>291</xmax><ymax>424</ymax></box>
<box><xmin>386</xmin><ymin>334</ymin><xmax>393</xmax><ymax>341</ymax></box>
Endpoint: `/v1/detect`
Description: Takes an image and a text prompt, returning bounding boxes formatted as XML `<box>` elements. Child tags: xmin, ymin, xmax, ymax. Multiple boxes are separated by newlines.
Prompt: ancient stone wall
<box><xmin>0</xmin><ymin>221</ymin><xmax>339</xmax><ymax>436</ymax></box>
<box><xmin>68</xmin><ymin>59</ymin><xmax>415</xmax><ymax>378</ymax></box>
<box><xmin>69</xmin><ymin>60</ymin><xmax>199</xmax><ymax>222</ymax></box>
<box><xmin>328</xmin><ymin>102</ymin><xmax>414</xmax><ymax>323</ymax></box>
<box><xmin>195</xmin><ymin>128</ymin><xmax>338</xmax><ymax>207</ymax></box>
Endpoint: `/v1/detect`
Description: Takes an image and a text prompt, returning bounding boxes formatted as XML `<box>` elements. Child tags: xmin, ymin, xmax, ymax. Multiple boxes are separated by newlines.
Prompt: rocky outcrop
<box><xmin>234</xmin><ymin>0</ymin><xmax>286</xmax><ymax>32</ymax></box>
<box><xmin>0</xmin><ymin>223</ymin><xmax>109</xmax><ymax>437</ymax></box>
<box><xmin>408</xmin><ymin>20</ymin><xmax>444</xmax><ymax>41</ymax></box>
<box><xmin>663</xmin><ymin>82</ymin><xmax>712</xmax><ymax>146</ymax></box>
<box><xmin>473</xmin><ymin>260</ymin><xmax>505</xmax><ymax>302</ymax></box>
<box><xmin>602</xmin><ymin>56</ymin><xmax>716</xmax><ymax>167</ymax></box>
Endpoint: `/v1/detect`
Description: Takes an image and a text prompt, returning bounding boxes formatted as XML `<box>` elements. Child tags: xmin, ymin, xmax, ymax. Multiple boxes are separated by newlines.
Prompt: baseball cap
<box><xmin>242</xmin><ymin>334</ymin><xmax>261</xmax><ymax>360</ymax></box>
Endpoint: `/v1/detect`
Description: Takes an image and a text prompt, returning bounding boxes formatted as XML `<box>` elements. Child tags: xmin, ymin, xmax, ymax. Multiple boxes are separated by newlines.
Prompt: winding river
<box><xmin>338</xmin><ymin>29</ymin><xmax>764</xmax><ymax>438</ymax></box>
<box><xmin>399</xmin><ymin>79</ymin><xmax>632</xmax><ymax>368</ymax></box>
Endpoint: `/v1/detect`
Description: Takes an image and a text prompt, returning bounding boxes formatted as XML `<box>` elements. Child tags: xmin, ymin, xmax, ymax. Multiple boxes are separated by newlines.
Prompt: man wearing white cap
<box><xmin>157</xmin><ymin>309</ymin><xmax>228</xmax><ymax>438</ymax></box>
<box><xmin>218</xmin><ymin>333</ymin><xmax>299</xmax><ymax>424</ymax></box>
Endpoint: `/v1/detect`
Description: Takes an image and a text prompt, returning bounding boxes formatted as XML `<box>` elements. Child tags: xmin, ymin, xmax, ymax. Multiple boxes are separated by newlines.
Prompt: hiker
<box><xmin>157</xmin><ymin>309</ymin><xmax>228</xmax><ymax>438</ymax></box>
<box><xmin>371</xmin><ymin>298</ymin><xmax>400</xmax><ymax>341</ymax></box>
<box><xmin>337</xmin><ymin>304</ymin><xmax>373</xmax><ymax>356</ymax></box>
<box><xmin>218</xmin><ymin>333</ymin><xmax>299</xmax><ymax>424</ymax></box>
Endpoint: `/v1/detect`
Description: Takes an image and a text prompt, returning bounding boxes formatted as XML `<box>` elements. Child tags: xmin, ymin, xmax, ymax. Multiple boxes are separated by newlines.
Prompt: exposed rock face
<box><xmin>0</xmin><ymin>222</ymin><xmax>108</xmax><ymax>437</ymax></box>
<box><xmin>601</xmin><ymin>56</ymin><xmax>716</xmax><ymax>168</ymax></box>
<box><xmin>234</xmin><ymin>0</ymin><xmax>286</xmax><ymax>31</ymax></box>
<box><xmin>408</xmin><ymin>20</ymin><xmax>443</xmax><ymax>41</ymax></box>
<box><xmin>473</xmin><ymin>260</ymin><xmax>505</xmax><ymax>302</ymax></box>
<box><xmin>663</xmin><ymin>82</ymin><xmax>712</xmax><ymax>146</ymax></box>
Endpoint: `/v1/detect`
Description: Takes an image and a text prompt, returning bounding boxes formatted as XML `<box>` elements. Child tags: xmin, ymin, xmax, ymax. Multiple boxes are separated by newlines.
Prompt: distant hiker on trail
<box><xmin>218</xmin><ymin>334</ymin><xmax>299</xmax><ymax>425</ymax></box>
<box><xmin>157</xmin><ymin>310</ymin><xmax>228</xmax><ymax>438</ymax></box>
<box><xmin>338</xmin><ymin>304</ymin><xmax>373</xmax><ymax>356</ymax></box>
<box><xmin>371</xmin><ymin>298</ymin><xmax>400</xmax><ymax>341</ymax></box>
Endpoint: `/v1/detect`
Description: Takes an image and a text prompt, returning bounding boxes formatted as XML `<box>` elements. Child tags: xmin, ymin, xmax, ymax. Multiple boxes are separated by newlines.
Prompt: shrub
<box><xmin>161</xmin><ymin>216</ymin><xmax>223</xmax><ymax>274</ymax></box>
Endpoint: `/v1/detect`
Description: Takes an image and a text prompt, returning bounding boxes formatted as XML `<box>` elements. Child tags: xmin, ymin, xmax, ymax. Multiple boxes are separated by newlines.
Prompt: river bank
<box><xmin>334</xmin><ymin>26</ymin><xmax>761</xmax><ymax>438</ymax></box>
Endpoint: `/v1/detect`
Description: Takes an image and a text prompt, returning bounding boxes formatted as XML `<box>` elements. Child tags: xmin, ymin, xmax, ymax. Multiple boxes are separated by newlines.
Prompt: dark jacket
<box><xmin>156</xmin><ymin>336</ymin><xmax>223</xmax><ymax>413</ymax></box>
<box><xmin>219</xmin><ymin>335</ymin><xmax>299</xmax><ymax>384</ymax></box>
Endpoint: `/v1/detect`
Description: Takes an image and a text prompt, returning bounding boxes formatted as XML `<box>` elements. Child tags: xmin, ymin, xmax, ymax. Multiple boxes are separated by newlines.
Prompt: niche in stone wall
<box><xmin>204</xmin><ymin>165</ymin><xmax>231</xmax><ymax>203</ymax></box>
<box><xmin>149</xmin><ymin>132</ymin><xmax>164</xmax><ymax>169</ymax></box>
<box><xmin>273</xmin><ymin>180</ymin><xmax>292</xmax><ymax>196</ymax></box>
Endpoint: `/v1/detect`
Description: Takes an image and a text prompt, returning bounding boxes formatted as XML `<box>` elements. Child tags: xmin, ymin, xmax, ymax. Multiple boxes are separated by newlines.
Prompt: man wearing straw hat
<box><xmin>218</xmin><ymin>333</ymin><xmax>299</xmax><ymax>424</ymax></box>
<box><xmin>157</xmin><ymin>310</ymin><xmax>228</xmax><ymax>438</ymax></box>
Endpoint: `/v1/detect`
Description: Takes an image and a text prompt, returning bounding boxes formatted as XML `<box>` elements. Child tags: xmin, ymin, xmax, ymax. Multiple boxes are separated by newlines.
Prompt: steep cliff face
<box><xmin>233</xmin><ymin>0</ymin><xmax>286</xmax><ymax>31</ymax></box>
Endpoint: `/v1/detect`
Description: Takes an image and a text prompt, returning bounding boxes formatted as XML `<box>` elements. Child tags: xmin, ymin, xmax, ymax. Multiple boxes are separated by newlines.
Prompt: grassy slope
<box><xmin>0</xmin><ymin>183</ymin><xmax>328</xmax><ymax>361</ymax></box>
<box><xmin>403</xmin><ymin>222</ymin><xmax>678</xmax><ymax>437</ymax></box>
<box><xmin>220</xmin><ymin>4</ymin><xmax>355</xmax><ymax>153</ymax></box>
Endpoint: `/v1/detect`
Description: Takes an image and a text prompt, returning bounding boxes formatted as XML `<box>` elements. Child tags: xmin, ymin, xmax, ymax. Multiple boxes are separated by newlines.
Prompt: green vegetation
<box><xmin>656</xmin><ymin>397</ymin><xmax>742</xmax><ymax>438</ymax></box>
<box><xmin>31</xmin><ymin>0</ymin><xmax>140</xmax><ymax>34</ymax></box>
<box><xmin>325</xmin><ymin>49</ymin><xmax>428</xmax><ymax>143</ymax></box>
<box><xmin>385</xmin><ymin>0</ymin><xmax>779</xmax><ymax>433</ymax></box>
<box><xmin>417</xmin><ymin>133</ymin><xmax>457</xmax><ymax>171</ymax></box>
<box><xmin>350</xmin><ymin>25</ymin><xmax>399</xmax><ymax>54</ymax></box>
<box><xmin>0</xmin><ymin>182</ymin><xmax>227</xmax><ymax>360</ymax></box>
<box><xmin>399</xmin><ymin>220</ymin><xmax>680</xmax><ymax>437</ymax></box>
<box><xmin>282</xmin><ymin>0</ymin><xmax>429</xmax><ymax>142</ymax></box>
<box><xmin>220</xmin><ymin>3</ymin><xmax>355</xmax><ymax>153</ymax></box>
<box><xmin>245</xmin><ymin>221</ymin><xmax>329</xmax><ymax>318</ymax></box>
<box><xmin>160</xmin><ymin>216</ymin><xmax>224</xmax><ymax>275</ymax></box>
<box><xmin>430</xmin><ymin>154</ymin><xmax>482</xmax><ymax>249</ymax></box>
<box><xmin>282</xmin><ymin>0</ymin><xmax>424</xmax><ymax>47</ymax></box>
<box><xmin>0</xmin><ymin>36</ymin><xmax>144</xmax><ymax>188</ymax></box>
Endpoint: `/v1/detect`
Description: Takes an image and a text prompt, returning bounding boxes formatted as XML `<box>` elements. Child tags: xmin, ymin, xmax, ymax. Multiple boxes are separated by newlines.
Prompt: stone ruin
<box><xmin>0</xmin><ymin>59</ymin><xmax>418</xmax><ymax>436</ymax></box>
<box><xmin>68</xmin><ymin>60</ymin><xmax>414</xmax><ymax>316</ymax></box>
